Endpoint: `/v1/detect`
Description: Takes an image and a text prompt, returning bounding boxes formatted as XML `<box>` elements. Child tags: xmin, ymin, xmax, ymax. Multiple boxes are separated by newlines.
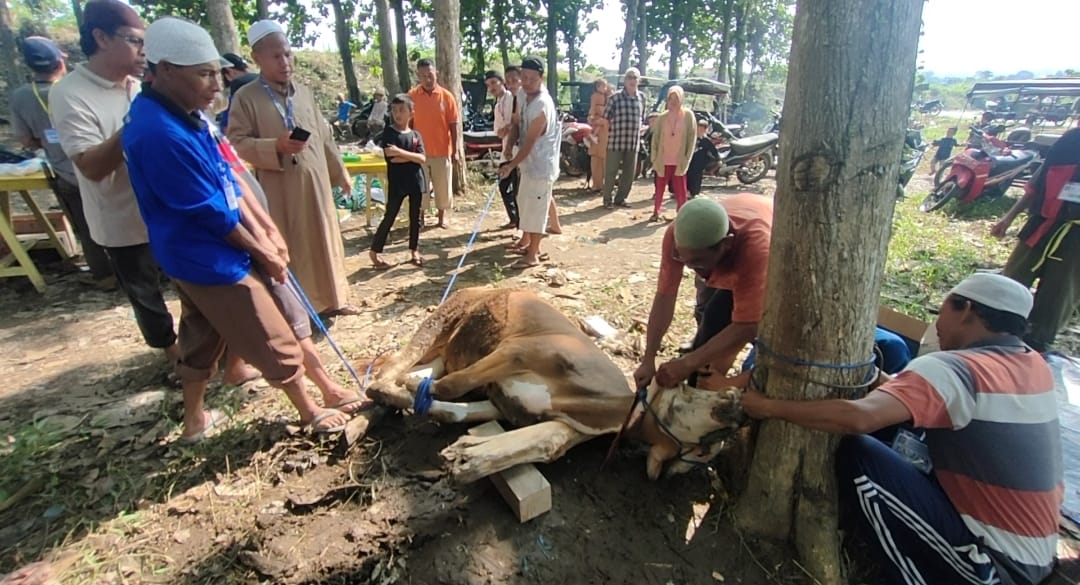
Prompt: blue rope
<box><xmin>753</xmin><ymin>339</ymin><xmax>879</xmax><ymax>386</ymax></box>
<box><xmin>414</xmin><ymin>376</ymin><xmax>434</xmax><ymax>415</ymax></box>
<box><xmin>286</xmin><ymin>270</ymin><xmax>365</xmax><ymax>389</ymax></box>
<box><xmin>440</xmin><ymin>183</ymin><xmax>500</xmax><ymax>305</ymax></box>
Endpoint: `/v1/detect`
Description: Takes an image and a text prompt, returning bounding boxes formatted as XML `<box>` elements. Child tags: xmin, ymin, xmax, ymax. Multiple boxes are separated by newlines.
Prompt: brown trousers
<box><xmin>174</xmin><ymin>273</ymin><xmax>305</xmax><ymax>385</ymax></box>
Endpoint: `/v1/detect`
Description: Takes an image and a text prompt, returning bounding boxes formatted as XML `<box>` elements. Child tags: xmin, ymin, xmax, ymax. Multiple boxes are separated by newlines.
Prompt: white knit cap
<box><xmin>949</xmin><ymin>272</ymin><xmax>1033</xmax><ymax>318</ymax></box>
<box><xmin>248</xmin><ymin>19</ymin><xmax>285</xmax><ymax>47</ymax></box>
<box><xmin>145</xmin><ymin>17</ymin><xmax>221</xmax><ymax>67</ymax></box>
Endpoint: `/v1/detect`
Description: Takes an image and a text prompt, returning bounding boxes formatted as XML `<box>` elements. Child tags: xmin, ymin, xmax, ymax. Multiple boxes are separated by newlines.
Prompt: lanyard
<box><xmin>260</xmin><ymin>78</ymin><xmax>295</xmax><ymax>130</ymax></box>
<box><xmin>31</xmin><ymin>81</ymin><xmax>52</xmax><ymax>114</ymax></box>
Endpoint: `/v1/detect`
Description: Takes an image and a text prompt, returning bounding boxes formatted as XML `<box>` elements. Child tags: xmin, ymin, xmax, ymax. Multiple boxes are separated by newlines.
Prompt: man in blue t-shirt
<box><xmin>124</xmin><ymin>17</ymin><xmax>352</xmax><ymax>441</ymax></box>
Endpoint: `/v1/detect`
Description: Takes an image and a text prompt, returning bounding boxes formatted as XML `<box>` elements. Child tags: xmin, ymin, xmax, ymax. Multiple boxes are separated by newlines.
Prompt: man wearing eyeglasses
<box><xmin>633</xmin><ymin>194</ymin><xmax>773</xmax><ymax>389</ymax></box>
<box><xmin>50</xmin><ymin>0</ymin><xmax>183</xmax><ymax>365</ymax></box>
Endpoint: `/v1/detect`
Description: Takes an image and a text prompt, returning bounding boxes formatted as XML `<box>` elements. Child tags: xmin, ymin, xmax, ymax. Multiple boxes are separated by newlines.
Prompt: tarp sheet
<box><xmin>1049</xmin><ymin>353</ymin><xmax>1080</xmax><ymax>523</ymax></box>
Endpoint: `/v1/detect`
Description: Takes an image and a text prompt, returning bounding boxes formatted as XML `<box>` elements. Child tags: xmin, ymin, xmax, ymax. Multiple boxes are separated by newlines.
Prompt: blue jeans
<box><xmin>836</xmin><ymin>435</ymin><xmax>1001</xmax><ymax>585</ymax></box>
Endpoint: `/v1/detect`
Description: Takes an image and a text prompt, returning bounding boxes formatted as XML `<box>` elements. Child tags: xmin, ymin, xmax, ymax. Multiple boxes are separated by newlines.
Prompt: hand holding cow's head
<box><xmin>640</xmin><ymin>382</ymin><xmax>747</xmax><ymax>480</ymax></box>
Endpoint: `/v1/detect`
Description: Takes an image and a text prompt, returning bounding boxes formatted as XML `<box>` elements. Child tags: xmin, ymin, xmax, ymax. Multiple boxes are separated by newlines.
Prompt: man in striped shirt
<box><xmin>741</xmin><ymin>273</ymin><xmax>1062</xmax><ymax>585</ymax></box>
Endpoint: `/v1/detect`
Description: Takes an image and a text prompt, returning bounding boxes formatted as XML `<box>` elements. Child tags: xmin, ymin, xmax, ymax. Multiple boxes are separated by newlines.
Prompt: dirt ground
<box><xmin>0</xmin><ymin>171</ymin><xmax>814</xmax><ymax>585</ymax></box>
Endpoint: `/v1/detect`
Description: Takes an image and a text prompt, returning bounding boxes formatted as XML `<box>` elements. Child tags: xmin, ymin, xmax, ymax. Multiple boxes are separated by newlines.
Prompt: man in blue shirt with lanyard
<box><xmin>123</xmin><ymin>17</ymin><xmax>350</xmax><ymax>442</ymax></box>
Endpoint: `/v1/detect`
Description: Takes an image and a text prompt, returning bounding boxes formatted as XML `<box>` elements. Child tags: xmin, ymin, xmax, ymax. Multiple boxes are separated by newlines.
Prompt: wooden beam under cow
<box><xmin>358</xmin><ymin>287</ymin><xmax>746</xmax><ymax>485</ymax></box>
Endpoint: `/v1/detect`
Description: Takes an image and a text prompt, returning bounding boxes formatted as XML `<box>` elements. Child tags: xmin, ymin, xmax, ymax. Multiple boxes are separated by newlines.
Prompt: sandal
<box><xmin>179</xmin><ymin>409</ymin><xmax>228</xmax><ymax>444</ymax></box>
<box><xmin>303</xmin><ymin>409</ymin><xmax>348</xmax><ymax>436</ymax></box>
<box><xmin>371</xmin><ymin>258</ymin><xmax>392</xmax><ymax>271</ymax></box>
<box><xmin>327</xmin><ymin>394</ymin><xmax>376</xmax><ymax>416</ymax></box>
<box><xmin>510</xmin><ymin>259</ymin><xmax>541</xmax><ymax>270</ymax></box>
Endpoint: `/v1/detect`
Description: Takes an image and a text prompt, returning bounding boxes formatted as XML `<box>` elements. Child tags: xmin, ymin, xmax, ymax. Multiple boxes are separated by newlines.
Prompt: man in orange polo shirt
<box><xmin>633</xmin><ymin>194</ymin><xmax>773</xmax><ymax>389</ymax></box>
<box><xmin>408</xmin><ymin>58</ymin><xmax>460</xmax><ymax>229</ymax></box>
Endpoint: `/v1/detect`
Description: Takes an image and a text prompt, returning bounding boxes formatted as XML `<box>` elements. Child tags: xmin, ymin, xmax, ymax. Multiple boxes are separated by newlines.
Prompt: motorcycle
<box><xmin>897</xmin><ymin>128</ymin><xmax>928</xmax><ymax>198</ymax></box>
<box><xmin>932</xmin><ymin>124</ymin><xmax>1037</xmax><ymax>188</ymax></box>
<box><xmin>463</xmin><ymin>129</ymin><xmax>504</xmax><ymax>179</ymax></box>
<box><xmin>559</xmin><ymin>114</ymin><xmax>592</xmax><ymax>178</ymax></box>
<box><xmin>919</xmin><ymin>135</ymin><xmax>1040</xmax><ymax>213</ymax></box>
<box><xmin>913</xmin><ymin>99</ymin><xmax>944</xmax><ymax>116</ymax></box>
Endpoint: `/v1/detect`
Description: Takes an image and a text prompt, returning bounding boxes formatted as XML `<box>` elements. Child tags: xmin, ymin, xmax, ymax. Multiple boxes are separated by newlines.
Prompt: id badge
<box><xmin>1060</xmin><ymin>182</ymin><xmax>1080</xmax><ymax>205</ymax></box>
<box><xmin>892</xmin><ymin>429</ymin><xmax>933</xmax><ymax>474</ymax></box>
<box><xmin>44</xmin><ymin>128</ymin><xmax>61</xmax><ymax>144</ymax></box>
<box><xmin>223</xmin><ymin>177</ymin><xmax>239</xmax><ymax>211</ymax></box>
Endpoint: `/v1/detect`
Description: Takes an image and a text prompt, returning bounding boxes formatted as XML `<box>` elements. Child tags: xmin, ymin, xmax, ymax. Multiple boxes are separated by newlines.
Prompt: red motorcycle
<box><xmin>463</xmin><ymin>130</ymin><xmax>504</xmax><ymax>178</ymax></box>
<box><xmin>919</xmin><ymin>133</ymin><xmax>1040</xmax><ymax>213</ymax></box>
<box><xmin>560</xmin><ymin>116</ymin><xmax>592</xmax><ymax>178</ymax></box>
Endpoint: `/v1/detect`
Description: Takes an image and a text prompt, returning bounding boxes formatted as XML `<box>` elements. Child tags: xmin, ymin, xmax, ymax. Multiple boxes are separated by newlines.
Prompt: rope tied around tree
<box><xmin>749</xmin><ymin>339</ymin><xmax>881</xmax><ymax>392</ymax></box>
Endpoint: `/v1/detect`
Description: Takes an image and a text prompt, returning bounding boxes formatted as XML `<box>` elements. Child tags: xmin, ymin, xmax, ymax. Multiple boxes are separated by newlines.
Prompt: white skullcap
<box><xmin>248</xmin><ymin>19</ymin><xmax>285</xmax><ymax>47</ymax></box>
<box><xmin>145</xmin><ymin>17</ymin><xmax>221</xmax><ymax>67</ymax></box>
<box><xmin>949</xmin><ymin>272</ymin><xmax>1034</xmax><ymax>319</ymax></box>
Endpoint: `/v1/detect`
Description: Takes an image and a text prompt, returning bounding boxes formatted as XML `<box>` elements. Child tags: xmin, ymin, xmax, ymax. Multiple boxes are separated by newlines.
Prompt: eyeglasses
<box><xmin>116</xmin><ymin>34</ymin><xmax>144</xmax><ymax>48</ymax></box>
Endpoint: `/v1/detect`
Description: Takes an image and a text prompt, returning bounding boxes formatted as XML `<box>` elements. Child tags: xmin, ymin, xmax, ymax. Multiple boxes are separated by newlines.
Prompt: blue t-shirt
<box><xmin>122</xmin><ymin>90</ymin><xmax>250</xmax><ymax>286</ymax></box>
<box><xmin>337</xmin><ymin>101</ymin><xmax>356</xmax><ymax>123</ymax></box>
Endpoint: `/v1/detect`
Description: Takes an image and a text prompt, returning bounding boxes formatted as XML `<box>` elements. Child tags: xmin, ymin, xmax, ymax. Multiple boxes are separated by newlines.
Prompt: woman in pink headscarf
<box><xmin>648</xmin><ymin>86</ymin><xmax>696</xmax><ymax>221</ymax></box>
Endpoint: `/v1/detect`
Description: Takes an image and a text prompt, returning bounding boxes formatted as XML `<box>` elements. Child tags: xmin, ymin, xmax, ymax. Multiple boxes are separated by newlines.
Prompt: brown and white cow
<box><xmin>364</xmin><ymin>287</ymin><xmax>745</xmax><ymax>482</ymax></box>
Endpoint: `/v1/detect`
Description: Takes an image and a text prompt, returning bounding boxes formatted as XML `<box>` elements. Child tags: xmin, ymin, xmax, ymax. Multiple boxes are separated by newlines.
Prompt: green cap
<box><xmin>673</xmin><ymin>198</ymin><xmax>729</xmax><ymax>249</ymax></box>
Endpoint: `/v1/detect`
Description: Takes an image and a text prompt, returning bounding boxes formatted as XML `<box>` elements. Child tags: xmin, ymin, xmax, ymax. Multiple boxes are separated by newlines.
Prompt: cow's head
<box><xmin>637</xmin><ymin>382</ymin><xmax>747</xmax><ymax>480</ymax></box>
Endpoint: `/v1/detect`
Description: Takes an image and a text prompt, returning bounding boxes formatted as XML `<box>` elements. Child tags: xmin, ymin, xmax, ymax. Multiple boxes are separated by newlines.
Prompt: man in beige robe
<box><xmin>226</xmin><ymin>20</ymin><xmax>357</xmax><ymax>316</ymax></box>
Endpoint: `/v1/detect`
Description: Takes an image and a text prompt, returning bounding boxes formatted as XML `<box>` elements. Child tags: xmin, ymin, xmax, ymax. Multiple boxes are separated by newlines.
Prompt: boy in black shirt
<box><xmin>686</xmin><ymin>119</ymin><xmax>720</xmax><ymax>199</ymax></box>
<box><xmin>370</xmin><ymin>94</ymin><xmax>427</xmax><ymax>269</ymax></box>
<box><xmin>929</xmin><ymin>126</ymin><xmax>958</xmax><ymax>176</ymax></box>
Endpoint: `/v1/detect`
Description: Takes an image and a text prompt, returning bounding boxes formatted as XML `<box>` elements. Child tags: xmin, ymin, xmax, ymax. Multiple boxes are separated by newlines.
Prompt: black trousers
<box><xmin>106</xmin><ymin>243</ymin><xmax>177</xmax><ymax>349</ymax></box>
<box><xmin>371</xmin><ymin>190</ymin><xmax>422</xmax><ymax>252</ymax></box>
<box><xmin>51</xmin><ymin>176</ymin><xmax>113</xmax><ymax>279</ymax></box>
<box><xmin>498</xmin><ymin>166</ymin><xmax>520</xmax><ymax>227</ymax></box>
<box><xmin>690</xmin><ymin>277</ymin><xmax>733</xmax><ymax>386</ymax></box>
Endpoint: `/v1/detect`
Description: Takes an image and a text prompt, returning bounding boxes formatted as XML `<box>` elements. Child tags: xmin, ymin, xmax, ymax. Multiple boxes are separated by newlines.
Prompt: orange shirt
<box><xmin>407</xmin><ymin>84</ymin><xmax>460</xmax><ymax>157</ymax></box>
<box><xmin>657</xmin><ymin>193</ymin><xmax>773</xmax><ymax>323</ymax></box>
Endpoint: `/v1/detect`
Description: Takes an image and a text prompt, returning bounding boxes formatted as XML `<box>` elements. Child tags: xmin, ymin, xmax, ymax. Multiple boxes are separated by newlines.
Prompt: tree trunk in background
<box><xmin>256</xmin><ymin>0</ymin><xmax>270</xmax><ymax>19</ymax></box>
<box><xmin>667</xmin><ymin>10</ymin><xmax>682</xmax><ymax>79</ymax></box>
<box><xmin>618</xmin><ymin>0</ymin><xmax>637</xmax><ymax>74</ymax></box>
<box><xmin>0</xmin><ymin>0</ymin><xmax>19</xmax><ymax>108</ymax></box>
<box><xmin>567</xmin><ymin>26</ymin><xmax>577</xmax><ymax>82</ymax></box>
<box><xmin>206</xmin><ymin>0</ymin><xmax>241</xmax><ymax>55</ymax></box>
<box><xmin>432</xmin><ymin>0</ymin><xmax>465</xmax><ymax>195</ymax></box>
<box><xmin>329</xmin><ymin>0</ymin><xmax>361</xmax><ymax>104</ymax></box>
<box><xmin>732</xmin><ymin>1</ymin><xmax>923</xmax><ymax>583</ymax></box>
<box><xmin>715</xmin><ymin>0</ymin><xmax>733</xmax><ymax>82</ymax></box>
<box><xmin>391</xmin><ymin>0</ymin><xmax>411</xmax><ymax>92</ymax></box>
<box><xmin>71</xmin><ymin>0</ymin><xmax>83</xmax><ymax>28</ymax></box>
<box><xmin>634</xmin><ymin>0</ymin><xmax>647</xmax><ymax>73</ymax></box>
<box><xmin>470</xmin><ymin>21</ymin><xmax>484</xmax><ymax>75</ymax></box>
<box><xmin>731</xmin><ymin>0</ymin><xmax>749</xmax><ymax>102</ymax></box>
<box><xmin>374</xmin><ymin>0</ymin><xmax>399</xmax><ymax>96</ymax></box>
<box><xmin>493</xmin><ymin>0</ymin><xmax>510</xmax><ymax>69</ymax></box>
<box><xmin>544</xmin><ymin>1</ymin><xmax>558</xmax><ymax>97</ymax></box>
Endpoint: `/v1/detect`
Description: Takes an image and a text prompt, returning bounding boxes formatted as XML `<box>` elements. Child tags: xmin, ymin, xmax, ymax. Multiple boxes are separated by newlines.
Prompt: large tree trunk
<box><xmin>618</xmin><ymin>0</ymin><xmax>638</xmax><ymax>74</ymax></box>
<box><xmin>206</xmin><ymin>0</ymin><xmax>241</xmax><ymax>55</ymax></box>
<box><xmin>432</xmin><ymin>0</ymin><xmax>466</xmax><ymax>195</ymax></box>
<box><xmin>0</xmin><ymin>0</ymin><xmax>18</xmax><ymax>108</ymax></box>
<box><xmin>715</xmin><ymin>0</ymin><xmax>733</xmax><ymax>82</ymax></box>
<box><xmin>391</xmin><ymin>0</ymin><xmax>411</xmax><ymax>92</ymax></box>
<box><xmin>545</xmin><ymin>1</ymin><xmax>558</xmax><ymax>97</ymax></box>
<box><xmin>374</xmin><ymin>0</ymin><xmax>399</xmax><ymax>97</ymax></box>
<box><xmin>493</xmin><ymin>0</ymin><xmax>510</xmax><ymax>69</ymax></box>
<box><xmin>634</xmin><ymin>0</ymin><xmax>647</xmax><ymax>73</ymax></box>
<box><xmin>255</xmin><ymin>0</ymin><xmax>270</xmax><ymax>19</ymax></box>
<box><xmin>329</xmin><ymin>0</ymin><xmax>361</xmax><ymax>105</ymax></box>
<box><xmin>71</xmin><ymin>0</ymin><xmax>83</xmax><ymax>28</ymax></box>
<box><xmin>732</xmin><ymin>1</ymin><xmax>923</xmax><ymax>583</ymax></box>
<box><xmin>731</xmin><ymin>0</ymin><xmax>749</xmax><ymax>102</ymax></box>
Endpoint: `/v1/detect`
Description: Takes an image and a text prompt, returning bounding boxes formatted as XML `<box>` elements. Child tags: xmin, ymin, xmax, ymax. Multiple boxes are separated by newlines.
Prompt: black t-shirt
<box><xmin>380</xmin><ymin>125</ymin><xmax>426</xmax><ymax>196</ymax></box>
<box><xmin>933</xmin><ymin>136</ymin><xmax>958</xmax><ymax>159</ymax></box>
<box><xmin>229</xmin><ymin>72</ymin><xmax>259</xmax><ymax>97</ymax></box>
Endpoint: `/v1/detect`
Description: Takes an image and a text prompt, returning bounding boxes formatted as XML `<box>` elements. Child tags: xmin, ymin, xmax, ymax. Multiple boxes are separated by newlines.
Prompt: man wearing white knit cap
<box><xmin>226</xmin><ymin>19</ymin><xmax>357</xmax><ymax>318</ymax></box>
<box><xmin>122</xmin><ymin>17</ymin><xmax>352</xmax><ymax>441</ymax></box>
<box><xmin>741</xmin><ymin>271</ymin><xmax>1063</xmax><ymax>585</ymax></box>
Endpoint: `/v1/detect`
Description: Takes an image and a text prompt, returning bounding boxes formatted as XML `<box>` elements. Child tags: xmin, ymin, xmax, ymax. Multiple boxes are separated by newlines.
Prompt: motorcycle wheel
<box><xmin>933</xmin><ymin>162</ymin><xmax>952</xmax><ymax>188</ymax></box>
<box><xmin>928</xmin><ymin>104</ymin><xmax>943</xmax><ymax>116</ymax></box>
<box><xmin>351</xmin><ymin>118</ymin><xmax>370</xmax><ymax>143</ymax></box>
<box><xmin>920</xmin><ymin>179</ymin><xmax>960</xmax><ymax>212</ymax></box>
<box><xmin>736</xmin><ymin>153</ymin><xmax>771</xmax><ymax>184</ymax></box>
<box><xmin>560</xmin><ymin>148</ymin><xmax>585</xmax><ymax>177</ymax></box>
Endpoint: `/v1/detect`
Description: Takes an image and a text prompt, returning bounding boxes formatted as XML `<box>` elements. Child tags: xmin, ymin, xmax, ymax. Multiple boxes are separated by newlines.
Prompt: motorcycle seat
<box><xmin>989</xmin><ymin>150</ymin><xmax>1036</xmax><ymax>173</ymax></box>
<box><xmin>464</xmin><ymin>130</ymin><xmax>500</xmax><ymax>142</ymax></box>
<box><xmin>729</xmin><ymin>133</ymin><xmax>779</xmax><ymax>156</ymax></box>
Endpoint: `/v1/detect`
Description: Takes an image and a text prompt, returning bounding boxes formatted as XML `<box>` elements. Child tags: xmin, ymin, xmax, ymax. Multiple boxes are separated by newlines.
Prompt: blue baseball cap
<box><xmin>21</xmin><ymin>36</ymin><xmax>66</xmax><ymax>73</ymax></box>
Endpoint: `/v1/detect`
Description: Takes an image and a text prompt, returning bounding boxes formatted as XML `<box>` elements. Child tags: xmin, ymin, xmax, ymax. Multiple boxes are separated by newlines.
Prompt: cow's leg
<box><xmin>427</xmin><ymin>400</ymin><xmax>502</xmax><ymax>424</ymax></box>
<box><xmin>440</xmin><ymin>420</ymin><xmax>592</xmax><ymax>483</ymax></box>
<box><xmin>403</xmin><ymin>357</ymin><xmax>447</xmax><ymax>389</ymax></box>
<box><xmin>429</xmin><ymin>346</ymin><xmax>525</xmax><ymax>400</ymax></box>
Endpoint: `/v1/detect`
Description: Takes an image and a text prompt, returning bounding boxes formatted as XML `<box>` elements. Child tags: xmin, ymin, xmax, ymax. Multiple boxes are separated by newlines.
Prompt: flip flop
<box><xmin>372</xmin><ymin>259</ymin><xmax>392</xmax><ymax>271</ymax></box>
<box><xmin>510</xmin><ymin>259</ymin><xmax>541</xmax><ymax>270</ymax></box>
<box><xmin>304</xmin><ymin>408</ymin><xmax>348</xmax><ymax>436</ymax></box>
<box><xmin>179</xmin><ymin>409</ymin><xmax>228</xmax><ymax>444</ymax></box>
<box><xmin>410</xmin><ymin>256</ymin><xmax>424</xmax><ymax>267</ymax></box>
<box><xmin>327</xmin><ymin>394</ymin><xmax>376</xmax><ymax>416</ymax></box>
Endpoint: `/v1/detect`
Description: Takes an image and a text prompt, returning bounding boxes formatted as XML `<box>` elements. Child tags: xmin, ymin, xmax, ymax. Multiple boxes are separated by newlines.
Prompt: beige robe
<box><xmin>227</xmin><ymin>78</ymin><xmax>351</xmax><ymax>313</ymax></box>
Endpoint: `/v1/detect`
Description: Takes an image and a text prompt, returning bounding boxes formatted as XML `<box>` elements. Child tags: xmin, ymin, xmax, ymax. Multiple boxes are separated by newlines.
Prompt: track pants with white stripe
<box><xmin>836</xmin><ymin>435</ymin><xmax>1002</xmax><ymax>585</ymax></box>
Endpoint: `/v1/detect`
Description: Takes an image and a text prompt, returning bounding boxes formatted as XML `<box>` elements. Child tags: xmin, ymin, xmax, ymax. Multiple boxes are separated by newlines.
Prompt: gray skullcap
<box><xmin>145</xmin><ymin>17</ymin><xmax>221</xmax><ymax>67</ymax></box>
<box><xmin>248</xmin><ymin>19</ymin><xmax>285</xmax><ymax>47</ymax></box>
<box><xmin>949</xmin><ymin>272</ymin><xmax>1034</xmax><ymax>319</ymax></box>
<box><xmin>673</xmin><ymin>198</ymin><xmax>730</xmax><ymax>249</ymax></box>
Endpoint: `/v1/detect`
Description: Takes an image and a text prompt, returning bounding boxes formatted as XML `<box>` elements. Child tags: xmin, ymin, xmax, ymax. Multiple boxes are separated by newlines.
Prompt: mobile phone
<box><xmin>289</xmin><ymin>127</ymin><xmax>311</xmax><ymax>142</ymax></box>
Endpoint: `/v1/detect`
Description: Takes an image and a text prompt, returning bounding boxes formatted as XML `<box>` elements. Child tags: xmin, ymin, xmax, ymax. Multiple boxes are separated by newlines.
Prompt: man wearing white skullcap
<box><xmin>122</xmin><ymin>17</ymin><xmax>353</xmax><ymax>441</ymax></box>
<box><xmin>226</xmin><ymin>19</ymin><xmax>357</xmax><ymax>317</ymax></box>
<box><xmin>741</xmin><ymin>271</ymin><xmax>1062</xmax><ymax>585</ymax></box>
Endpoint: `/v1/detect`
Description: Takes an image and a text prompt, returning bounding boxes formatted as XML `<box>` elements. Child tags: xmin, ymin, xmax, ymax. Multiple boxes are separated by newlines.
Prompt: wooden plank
<box><xmin>467</xmin><ymin>421</ymin><xmax>552</xmax><ymax>523</ymax></box>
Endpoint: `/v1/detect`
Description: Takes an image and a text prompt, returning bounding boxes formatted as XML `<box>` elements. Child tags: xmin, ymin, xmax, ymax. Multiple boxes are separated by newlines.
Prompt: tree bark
<box><xmin>256</xmin><ymin>0</ymin><xmax>270</xmax><ymax>19</ymax></box>
<box><xmin>432</xmin><ymin>0</ymin><xmax>466</xmax><ymax>195</ymax></box>
<box><xmin>374</xmin><ymin>0</ymin><xmax>400</xmax><ymax>97</ymax></box>
<box><xmin>731</xmin><ymin>0</ymin><xmax>749</xmax><ymax>102</ymax></box>
<box><xmin>732</xmin><ymin>1</ymin><xmax>923</xmax><ymax>583</ymax></box>
<box><xmin>206</xmin><ymin>0</ymin><xmax>241</xmax><ymax>56</ymax></box>
<box><xmin>618</xmin><ymin>0</ymin><xmax>637</xmax><ymax>74</ymax></box>
<box><xmin>329</xmin><ymin>0</ymin><xmax>361</xmax><ymax>104</ymax></box>
<box><xmin>667</xmin><ymin>9</ymin><xmax>682</xmax><ymax>79</ymax></box>
<box><xmin>715</xmin><ymin>0</ymin><xmax>733</xmax><ymax>82</ymax></box>
<box><xmin>545</xmin><ymin>0</ymin><xmax>558</xmax><ymax>97</ymax></box>
<box><xmin>634</xmin><ymin>0</ymin><xmax>647</xmax><ymax>73</ymax></box>
<box><xmin>71</xmin><ymin>0</ymin><xmax>83</xmax><ymax>28</ymax></box>
<box><xmin>0</xmin><ymin>0</ymin><xmax>19</xmax><ymax>108</ymax></box>
<box><xmin>391</xmin><ymin>0</ymin><xmax>411</xmax><ymax>92</ymax></box>
<box><xmin>493</xmin><ymin>0</ymin><xmax>510</xmax><ymax>69</ymax></box>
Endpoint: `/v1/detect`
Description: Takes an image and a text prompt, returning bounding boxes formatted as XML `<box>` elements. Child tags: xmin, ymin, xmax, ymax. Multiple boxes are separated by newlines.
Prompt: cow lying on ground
<box><xmin>364</xmin><ymin>287</ymin><xmax>745</xmax><ymax>482</ymax></box>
